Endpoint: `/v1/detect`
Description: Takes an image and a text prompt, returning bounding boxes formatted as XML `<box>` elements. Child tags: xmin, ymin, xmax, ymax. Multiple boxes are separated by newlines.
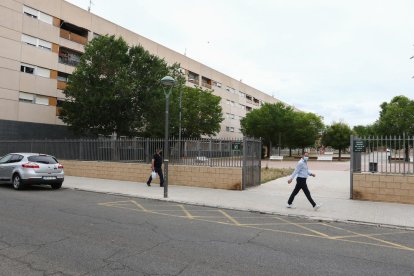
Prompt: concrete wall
<box><xmin>353</xmin><ymin>173</ymin><xmax>414</xmax><ymax>204</ymax></box>
<box><xmin>61</xmin><ymin>160</ymin><xmax>242</xmax><ymax>190</ymax></box>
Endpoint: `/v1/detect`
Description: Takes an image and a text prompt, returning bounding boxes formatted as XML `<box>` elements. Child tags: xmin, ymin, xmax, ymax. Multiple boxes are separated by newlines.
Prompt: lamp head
<box><xmin>161</xmin><ymin>76</ymin><xmax>176</xmax><ymax>87</ymax></box>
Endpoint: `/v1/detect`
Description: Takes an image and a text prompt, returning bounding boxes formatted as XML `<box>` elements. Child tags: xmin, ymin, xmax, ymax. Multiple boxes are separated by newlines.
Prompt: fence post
<box><xmin>79</xmin><ymin>139</ymin><xmax>83</xmax><ymax>160</ymax></box>
<box><xmin>242</xmin><ymin>137</ymin><xmax>247</xmax><ymax>190</ymax></box>
<box><xmin>209</xmin><ymin>138</ymin><xmax>212</xmax><ymax>167</ymax></box>
<box><xmin>350</xmin><ymin>135</ymin><xmax>354</xmax><ymax>199</ymax></box>
<box><xmin>145</xmin><ymin>138</ymin><xmax>150</xmax><ymax>163</ymax></box>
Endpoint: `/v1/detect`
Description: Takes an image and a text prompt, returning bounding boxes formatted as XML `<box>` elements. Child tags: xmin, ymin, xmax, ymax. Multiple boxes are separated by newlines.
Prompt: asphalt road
<box><xmin>0</xmin><ymin>184</ymin><xmax>413</xmax><ymax>276</ymax></box>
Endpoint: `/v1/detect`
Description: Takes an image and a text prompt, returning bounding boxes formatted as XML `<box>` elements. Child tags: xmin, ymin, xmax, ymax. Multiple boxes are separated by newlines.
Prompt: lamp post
<box><xmin>178</xmin><ymin>86</ymin><xmax>182</xmax><ymax>160</ymax></box>
<box><xmin>160</xmin><ymin>76</ymin><xmax>176</xmax><ymax>198</ymax></box>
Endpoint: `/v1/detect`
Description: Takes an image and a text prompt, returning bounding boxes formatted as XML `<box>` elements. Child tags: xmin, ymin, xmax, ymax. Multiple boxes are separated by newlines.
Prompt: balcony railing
<box><xmin>58</xmin><ymin>56</ymin><xmax>80</xmax><ymax>67</ymax></box>
<box><xmin>60</xmin><ymin>29</ymin><xmax>87</xmax><ymax>45</ymax></box>
<box><xmin>57</xmin><ymin>81</ymin><xmax>67</xmax><ymax>90</ymax></box>
<box><xmin>201</xmin><ymin>82</ymin><xmax>212</xmax><ymax>89</ymax></box>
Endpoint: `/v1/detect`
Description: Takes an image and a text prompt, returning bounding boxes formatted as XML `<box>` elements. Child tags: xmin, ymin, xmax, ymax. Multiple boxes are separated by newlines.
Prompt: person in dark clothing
<box><xmin>147</xmin><ymin>148</ymin><xmax>164</xmax><ymax>187</ymax></box>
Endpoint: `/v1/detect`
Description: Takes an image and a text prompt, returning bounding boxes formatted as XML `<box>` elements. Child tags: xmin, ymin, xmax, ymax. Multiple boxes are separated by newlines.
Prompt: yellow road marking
<box><xmin>274</xmin><ymin>216</ymin><xmax>331</xmax><ymax>238</ymax></box>
<box><xmin>219</xmin><ymin>210</ymin><xmax>241</xmax><ymax>225</ymax></box>
<box><xmin>322</xmin><ymin>223</ymin><xmax>414</xmax><ymax>251</ymax></box>
<box><xmin>129</xmin><ymin>200</ymin><xmax>148</xmax><ymax>212</ymax></box>
<box><xmin>331</xmin><ymin>231</ymin><xmax>412</xmax><ymax>239</ymax></box>
<box><xmin>179</xmin><ymin>205</ymin><xmax>194</xmax><ymax>219</ymax></box>
<box><xmin>98</xmin><ymin>200</ymin><xmax>132</xmax><ymax>206</ymax></box>
<box><xmin>98</xmin><ymin>200</ymin><xmax>414</xmax><ymax>252</ymax></box>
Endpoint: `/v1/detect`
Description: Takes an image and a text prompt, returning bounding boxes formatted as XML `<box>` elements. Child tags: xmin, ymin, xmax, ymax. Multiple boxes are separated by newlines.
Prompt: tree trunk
<box><xmin>289</xmin><ymin>148</ymin><xmax>292</xmax><ymax>157</ymax></box>
<box><xmin>339</xmin><ymin>148</ymin><xmax>342</xmax><ymax>161</ymax></box>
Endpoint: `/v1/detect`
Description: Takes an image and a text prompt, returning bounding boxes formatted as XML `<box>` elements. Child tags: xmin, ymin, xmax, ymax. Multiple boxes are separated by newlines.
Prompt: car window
<box><xmin>28</xmin><ymin>155</ymin><xmax>58</xmax><ymax>164</ymax></box>
<box><xmin>9</xmin><ymin>154</ymin><xmax>24</xmax><ymax>163</ymax></box>
<box><xmin>0</xmin><ymin>154</ymin><xmax>12</xmax><ymax>164</ymax></box>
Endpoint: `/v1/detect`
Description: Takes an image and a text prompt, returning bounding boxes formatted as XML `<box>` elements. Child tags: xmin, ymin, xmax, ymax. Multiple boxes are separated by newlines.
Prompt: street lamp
<box><xmin>178</xmin><ymin>85</ymin><xmax>182</xmax><ymax>160</ymax></box>
<box><xmin>160</xmin><ymin>75</ymin><xmax>176</xmax><ymax>198</ymax></box>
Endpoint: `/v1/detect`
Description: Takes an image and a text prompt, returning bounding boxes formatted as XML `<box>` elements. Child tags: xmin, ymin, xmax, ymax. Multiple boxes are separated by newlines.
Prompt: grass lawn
<box><xmin>261</xmin><ymin>167</ymin><xmax>294</xmax><ymax>184</ymax></box>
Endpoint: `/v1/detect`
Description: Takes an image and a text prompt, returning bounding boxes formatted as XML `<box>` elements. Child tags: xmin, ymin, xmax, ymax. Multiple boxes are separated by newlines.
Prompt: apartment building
<box><xmin>0</xmin><ymin>0</ymin><xmax>282</xmax><ymax>140</ymax></box>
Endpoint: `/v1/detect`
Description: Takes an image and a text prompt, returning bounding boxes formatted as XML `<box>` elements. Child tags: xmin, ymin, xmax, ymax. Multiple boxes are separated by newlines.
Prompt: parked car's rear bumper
<box><xmin>21</xmin><ymin>177</ymin><xmax>64</xmax><ymax>185</ymax></box>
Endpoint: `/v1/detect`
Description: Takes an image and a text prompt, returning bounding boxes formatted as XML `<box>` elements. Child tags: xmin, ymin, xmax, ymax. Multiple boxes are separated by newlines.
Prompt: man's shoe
<box><xmin>314</xmin><ymin>203</ymin><xmax>322</xmax><ymax>211</ymax></box>
<box><xmin>286</xmin><ymin>204</ymin><xmax>296</xmax><ymax>209</ymax></box>
<box><xmin>146</xmin><ymin>182</ymin><xmax>151</xmax><ymax>187</ymax></box>
<box><xmin>160</xmin><ymin>184</ymin><xmax>164</xmax><ymax>187</ymax></box>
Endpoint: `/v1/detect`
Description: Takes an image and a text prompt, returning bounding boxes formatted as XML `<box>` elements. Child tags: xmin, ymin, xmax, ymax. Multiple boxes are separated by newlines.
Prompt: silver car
<box><xmin>0</xmin><ymin>153</ymin><xmax>64</xmax><ymax>190</ymax></box>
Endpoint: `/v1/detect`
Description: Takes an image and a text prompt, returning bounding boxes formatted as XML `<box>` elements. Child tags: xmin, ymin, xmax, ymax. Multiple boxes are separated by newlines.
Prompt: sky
<box><xmin>66</xmin><ymin>0</ymin><xmax>414</xmax><ymax>127</ymax></box>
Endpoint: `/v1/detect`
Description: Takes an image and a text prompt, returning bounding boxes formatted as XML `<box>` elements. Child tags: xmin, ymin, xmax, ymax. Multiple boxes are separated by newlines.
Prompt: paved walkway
<box><xmin>63</xmin><ymin>162</ymin><xmax>414</xmax><ymax>230</ymax></box>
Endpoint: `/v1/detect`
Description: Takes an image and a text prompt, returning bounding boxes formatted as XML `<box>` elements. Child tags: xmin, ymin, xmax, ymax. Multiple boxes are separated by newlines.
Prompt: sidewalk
<box><xmin>63</xmin><ymin>169</ymin><xmax>414</xmax><ymax>230</ymax></box>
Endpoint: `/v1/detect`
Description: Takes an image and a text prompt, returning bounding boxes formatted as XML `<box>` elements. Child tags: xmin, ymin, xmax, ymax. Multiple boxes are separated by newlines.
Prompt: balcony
<box><xmin>60</xmin><ymin>29</ymin><xmax>88</xmax><ymax>45</ymax></box>
<box><xmin>201</xmin><ymin>82</ymin><xmax>212</xmax><ymax>89</ymax></box>
<box><xmin>57</xmin><ymin>80</ymin><xmax>67</xmax><ymax>90</ymax></box>
<box><xmin>202</xmin><ymin>77</ymin><xmax>212</xmax><ymax>89</ymax></box>
<box><xmin>58</xmin><ymin>48</ymin><xmax>81</xmax><ymax>67</ymax></box>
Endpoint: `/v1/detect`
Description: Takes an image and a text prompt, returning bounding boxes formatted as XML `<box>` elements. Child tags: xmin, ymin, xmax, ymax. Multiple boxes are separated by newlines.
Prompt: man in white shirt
<box><xmin>287</xmin><ymin>152</ymin><xmax>321</xmax><ymax>210</ymax></box>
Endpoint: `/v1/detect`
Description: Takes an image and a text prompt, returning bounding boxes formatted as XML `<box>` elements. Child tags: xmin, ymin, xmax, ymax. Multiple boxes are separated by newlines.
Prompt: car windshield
<box><xmin>28</xmin><ymin>155</ymin><xmax>58</xmax><ymax>164</ymax></box>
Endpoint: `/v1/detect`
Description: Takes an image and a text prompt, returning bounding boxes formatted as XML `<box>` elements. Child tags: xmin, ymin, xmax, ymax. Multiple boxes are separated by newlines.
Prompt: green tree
<box><xmin>169</xmin><ymin>86</ymin><xmax>223</xmax><ymax>138</ymax></box>
<box><xmin>287</xmin><ymin>112</ymin><xmax>324</xmax><ymax>152</ymax></box>
<box><xmin>376</xmin><ymin>95</ymin><xmax>414</xmax><ymax>161</ymax></box>
<box><xmin>241</xmin><ymin>103</ymin><xmax>296</xmax><ymax>154</ymax></box>
<box><xmin>60</xmin><ymin>35</ymin><xmax>135</xmax><ymax>137</ymax></box>
<box><xmin>60</xmin><ymin>35</ymin><xmax>223</xmax><ymax>138</ymax></box>
<box><xmin>321</xmin><ymin>122</ymin><xmax>353</xmax><ymax>160</ymax></box>
<box><xmin>376</xmin><ymin>95</ymin><xmax>414</xmax><ymax>135</ymax></box>
<box><xmin>353</xmin><ymin>124</ymin><xmax>378</xmax><ymax>138</ymax></box>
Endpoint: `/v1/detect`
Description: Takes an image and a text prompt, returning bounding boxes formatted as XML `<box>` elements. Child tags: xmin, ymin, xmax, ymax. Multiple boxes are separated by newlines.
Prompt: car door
<box><xmin>0</xmin><ymin>154</ymin><xmax>12</xmax><ymax>182</ymax></box>
<box><xmin>1</xmin><ymin>155</ymin><xmax>23</xmax><ymax>183</ymax></box>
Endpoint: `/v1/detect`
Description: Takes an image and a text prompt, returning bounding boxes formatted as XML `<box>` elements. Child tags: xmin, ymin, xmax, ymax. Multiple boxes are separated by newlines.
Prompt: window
<box><xmin>36</xmin><ymin>67</ymin><xmax>51</xmax><ymax>78</ymax></box>
<box><xmin>10</xmin><ymin>155</ymin><xmax>23</xmax><ymax>163</ymax></box>
<box><xmin>23</xmin><ymin>6</ymin><xmax>38</xmax><ymax>18</ymax></box>
<box><xmin>19</xmin><ymin>92</ymin><xmax>34</xmax><ymax>103</ymax></box>
<box><xmin>226</xmin><ymin>126</ymin><xmax>230</xmax><ymax>132</ymax></box>
<box><xmin>57</xmin><ymin>72</ymin><xmax>69</xmax><ymax>82</ymax></box>
<box><xmin>21</xmin><ymin>34</ymin><xmax>36</xmax><ymax>46</ymax></box>
<box><xmin>226</xmin><ymin>100</ymin><xmax>231</xmax><ymax>105</ymax></box>
<box><xmin>0</xmin><ymin>154</ymin><xmax>12</xmax><ymax>164</ymax></box>
<box><xmin>20</xmin><ymin>64</ymin><xmax>35</xmax><ymax>74</ymax></box>
<box><xmin>59</xmin><ymin>47</ymin><xmax>82</xmax><ymax>66</ymax></box>
<box><xmin>230</xmin><ymin>127</ymin><xmax>234</xmax><ymax>132</ymax></box>
<box><xmin>35</xmin><ymin>95</ymin><xmax>49</xmax><ymax>105</ymax></box>
<box><xmin>188</xmin><ymin>71</ymin><xmax>199</xmax><ymax>85</ymax></box>
<box><xmin>23</xmin><ymin>6</ymin><xmax>52</xmax><ymax>24</ymax></box>
<box><xmin>22</xmin><ymin>34</ymin><xmax>52</xmax><ymax>51</ymax></box>
<box><xmin>19</xmin><ymin>92</ymin><xmax>49</xmax><ymax>106</ymax></box>
<box><xmin>20</xmin><ymin>64</ymin><xmax>50</xmax><ymax>78</ymax></box>
<box><xmin>213</xmin><ymin>81</ymin><xmax>222</xmax><ymax>88</ymax></box>
<box><xmin>28</xmin><ymin>155</ymin><xmax>58</xmax><ymax>164</ymax></box>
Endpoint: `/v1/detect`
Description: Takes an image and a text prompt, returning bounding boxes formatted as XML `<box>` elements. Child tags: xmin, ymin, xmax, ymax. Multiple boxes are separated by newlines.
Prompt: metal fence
<box><xmin>243</xmin><ymin>138</ymin><xmax>262</xmax><ymax>189</ymax></box>
<box><xmin>351</xmin><ymin>135</ymin><xmax>414</xmax><ymax>174</ymax></box>
<box><xmin>0</xmin><ymin>137</ymin><xmax>254</xmax><ymax>168</ymax></box>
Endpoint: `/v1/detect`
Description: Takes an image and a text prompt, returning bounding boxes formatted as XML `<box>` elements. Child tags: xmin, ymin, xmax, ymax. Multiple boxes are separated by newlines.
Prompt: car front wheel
<box><xmin>12</xmin><ymin>174</ymin><xmax>25</xmax><ymax>190</ymax></box>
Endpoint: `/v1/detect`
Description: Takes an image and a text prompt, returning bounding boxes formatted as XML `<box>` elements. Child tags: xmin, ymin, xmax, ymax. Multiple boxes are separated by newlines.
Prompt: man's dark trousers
<box><xmin>147</xmin><ymin>167</ymin><xmax>164</xmax><ymax>186</ymax></box>
<box><xmin>288</xmin><ymin>177</ymin><xmax>316</xmax><ymax>207</ymax></box>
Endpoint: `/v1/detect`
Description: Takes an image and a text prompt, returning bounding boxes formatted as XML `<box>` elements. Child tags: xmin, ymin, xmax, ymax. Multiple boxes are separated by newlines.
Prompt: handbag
<box><xmin>151</xmin><ymin>170</ymin><xmax>157</xmax><ymax>179</ymax></box>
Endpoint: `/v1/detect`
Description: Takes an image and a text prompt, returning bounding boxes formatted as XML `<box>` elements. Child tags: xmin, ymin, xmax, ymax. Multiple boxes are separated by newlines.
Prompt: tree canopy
<box><xmin>240</xmin><ymin>102</ymin><xmax>324</xmax><ymax>153</ymax></box>
<box><xmin>321</xmin><ymin>122</ymin><xmax>353</xmax><ymax>160</ymax></box>
<box><xmin>60</xmin><ymin>35</ymin><xmax>223</xmax><ymax>138</ymax></box>
<box><xmin>376</xmin><ymin>95</ymin><xmax>414</xmax><ymax>136</ymax></box>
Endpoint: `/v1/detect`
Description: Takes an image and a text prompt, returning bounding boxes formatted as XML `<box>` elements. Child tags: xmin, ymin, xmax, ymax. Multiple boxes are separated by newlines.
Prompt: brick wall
<box><xmin>353</xmin><ymin>173</ymin><xmax>414</xmax><ymax>204</ymax></box>
<box><xmin>61</xmin><ymin>160</ymin><xmax>242</xmax><ymax>190</ymax></box>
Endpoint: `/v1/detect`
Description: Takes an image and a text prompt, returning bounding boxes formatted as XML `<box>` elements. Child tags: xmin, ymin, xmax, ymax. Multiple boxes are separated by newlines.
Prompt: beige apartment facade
<box><xmin>0</xmin><ymin>0</ymin><xmax>282</xmax><ymax>140</ymax></box>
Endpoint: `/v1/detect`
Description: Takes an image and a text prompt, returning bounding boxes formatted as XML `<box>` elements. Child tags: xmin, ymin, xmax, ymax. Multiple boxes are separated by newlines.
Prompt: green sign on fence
<box><xmin>232</xmin><ymin>143</ymin><xmax>242</xmax><ymax>151</ymax></box>
<box><xmin>353</xmin><ymin>140</ymin><xmax>366</xmax><ymax>152</ymax></box>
